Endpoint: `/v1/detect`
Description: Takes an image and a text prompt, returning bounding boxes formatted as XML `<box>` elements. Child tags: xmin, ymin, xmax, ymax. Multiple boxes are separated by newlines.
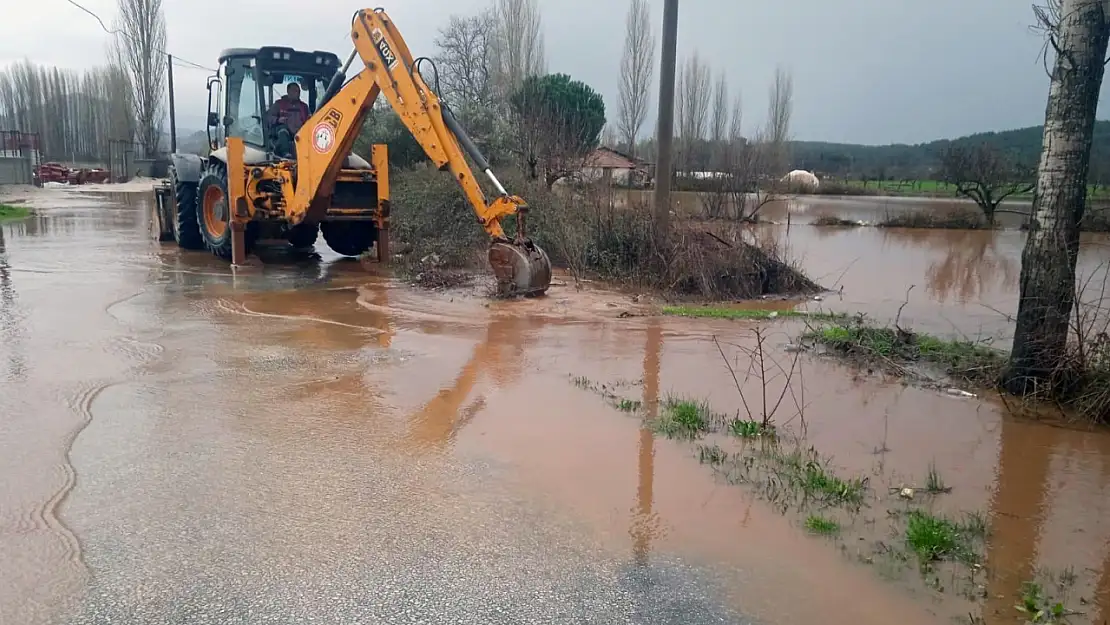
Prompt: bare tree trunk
<box><xmin>1005</xmin><ymin>0</ymin><xmax>1110</xmax><ymax>392</ymax></box>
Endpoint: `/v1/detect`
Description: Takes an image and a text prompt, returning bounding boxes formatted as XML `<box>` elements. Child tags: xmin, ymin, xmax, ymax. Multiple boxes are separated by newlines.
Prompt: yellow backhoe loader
<box><xmin>153</xmin><ymin>7</ymin><xmax>552</xmax><ymax>296</ymax></box>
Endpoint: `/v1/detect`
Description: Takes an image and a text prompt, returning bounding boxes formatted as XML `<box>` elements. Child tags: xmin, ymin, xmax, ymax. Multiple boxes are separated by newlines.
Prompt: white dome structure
<box><xmin>780</xmin><ymin>169</ymin><xmax>820</xmax><ymax>191</ymax></box>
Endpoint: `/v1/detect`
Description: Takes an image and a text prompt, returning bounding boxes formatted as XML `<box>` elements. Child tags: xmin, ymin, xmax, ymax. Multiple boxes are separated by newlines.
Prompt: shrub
<box><xmin>877</xmin><ymin>208</ymin><xmax>990</xmax><ymax>230</ymax></box>
<box><xmin>388</xmin><ymin>166</ymin><xmax>822</xmax><ymax>299</ymax></box>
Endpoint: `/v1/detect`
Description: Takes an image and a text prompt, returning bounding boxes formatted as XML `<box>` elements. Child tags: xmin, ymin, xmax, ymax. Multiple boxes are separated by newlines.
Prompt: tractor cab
<box><xmin>205</xmin><ymin>46</ymin><xmax>341</xmax><ymax>155</ymax></box>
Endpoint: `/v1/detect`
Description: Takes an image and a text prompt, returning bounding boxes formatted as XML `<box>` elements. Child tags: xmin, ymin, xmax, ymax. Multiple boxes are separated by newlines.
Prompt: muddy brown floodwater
<box><xmin>1</xmin><ymin>187</ymin><xmax>1110</xmax><ymax>624</ymax></box>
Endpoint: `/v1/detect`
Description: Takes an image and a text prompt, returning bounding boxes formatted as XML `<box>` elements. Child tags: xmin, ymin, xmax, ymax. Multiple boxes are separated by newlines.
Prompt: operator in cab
<box><xmin>266</xmin><ymin>82</ymin><xmax>310</xmax><ymax>157</ymax></box>
<box><xmin>267</xmin><ymin>82</ymin><xmax>310</xmax><ymax>134</ymax></box>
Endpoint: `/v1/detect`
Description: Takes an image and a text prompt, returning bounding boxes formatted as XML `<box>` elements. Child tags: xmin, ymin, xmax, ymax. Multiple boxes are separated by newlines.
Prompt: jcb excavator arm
<box><xmin>285</xmin><ymin>7</ymin><xmax>551</xmax><ymax>296</ymax></box>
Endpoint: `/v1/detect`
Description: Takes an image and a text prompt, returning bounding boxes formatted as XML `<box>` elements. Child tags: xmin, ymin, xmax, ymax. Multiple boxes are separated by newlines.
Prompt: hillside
<box><xmin>790</xmin><ymin>121</ymin><xmax>1110</xmax><ymax>181</ymax></box>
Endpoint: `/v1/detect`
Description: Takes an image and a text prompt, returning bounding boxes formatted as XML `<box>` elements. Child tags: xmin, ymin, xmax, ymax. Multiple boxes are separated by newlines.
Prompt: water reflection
<box><xmin>881</xmin><ymin>228</ymin><xmax>1019</xmax><ymax>303</ymax></box>
<box><xmin>982</xmin><ymin>419</ymin><xmax>1058</xmax><ymax>623</ymax></box>
<box><xmin>631</xmin><ymin>320</ymin><xmax>662</xmax><ymax>567</ymax></box>
<box><xmin>0</xmin><ymin>225</ymin><xmax>26</xmax><ymax>381</ymax></box>
<box><xmin>406</xmin><ymin>314</ymin><xmax>543</xmax><ymax>451</ymax></box>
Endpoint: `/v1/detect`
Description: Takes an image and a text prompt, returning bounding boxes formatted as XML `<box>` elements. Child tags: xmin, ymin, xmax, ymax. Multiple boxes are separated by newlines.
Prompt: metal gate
<box><xmin>0</xmin><ymin>131</ymin><xmax>40</xmax><ymax>185</ymax></box>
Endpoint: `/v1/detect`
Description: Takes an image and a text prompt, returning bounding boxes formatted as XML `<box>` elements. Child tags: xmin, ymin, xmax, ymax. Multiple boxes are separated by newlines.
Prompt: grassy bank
<box><xmin>805</xmin><ymin>316</ymin><xmax>1110</xmax><ymax>423</ymax></box>
<box><xmin>0</xmin><ymin>204</ymin><xmax>31</xmax><ymax>221</ymax></box>
<box><xmin>804</xmin><ymin>319</ymin><xmax>1007</xmax><ymax>387</ymax></box>
<box><xmin>662</xmin><ymin>305</ymin><xmax>844</xmax><ymax>321</ymax></box>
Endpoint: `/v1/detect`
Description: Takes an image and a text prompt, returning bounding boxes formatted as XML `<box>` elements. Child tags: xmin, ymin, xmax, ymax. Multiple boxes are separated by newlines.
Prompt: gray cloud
<box><xmin>2</xmin><ymin>0</ymin><xmax>1104</xmax><ymax>145</ymax></box>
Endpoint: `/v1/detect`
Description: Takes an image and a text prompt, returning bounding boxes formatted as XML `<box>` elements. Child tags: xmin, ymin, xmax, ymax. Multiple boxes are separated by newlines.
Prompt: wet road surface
<box><xmin>3</xmin><ymin>188</ymin><xmax>1110</xmax><ymax>625</ymax></box>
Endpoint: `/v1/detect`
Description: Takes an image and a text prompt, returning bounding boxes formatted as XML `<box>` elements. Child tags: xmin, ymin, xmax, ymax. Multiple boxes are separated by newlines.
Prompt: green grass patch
<box><xmin>799</xmin><ymin>459</ymin><xmax>867</xmax><ymax>506</ymax></box>
<box><xmin>663</xmin><ymin>305</ymin><xmax>844</xmax><ymax>321</ymax></box>
<box><xmin>904</xmin><ymin>510</ymin><xmax>980</xmax><ymax>563</ymax></box>
<box><xmin>806</xmin><ymin>320</ymin><xmax>1006</xmax><ymax>385</ymax></box>
<box><xmin>728</xmin><ymin>418</ymin><xmax>775</xmax><ymax>439</ymax></box>
<box><xmin>804</xmin><ymin>514</ymin><xmax>840</xmax><ymax>535</ymax></box>
<box><xmin>653</xmin><ymin>396</ymin><xmax>713</xmax><ymax>439</ymax></box>
<box><xmin>0</xmin><ymin>204</ymin><xmax>30</xmax><ymax>221</ymax></box>
<box><xmin>1017</xmin><ymin>581</ymin><xmax>1069</xmax><ymax>623</ymax></box>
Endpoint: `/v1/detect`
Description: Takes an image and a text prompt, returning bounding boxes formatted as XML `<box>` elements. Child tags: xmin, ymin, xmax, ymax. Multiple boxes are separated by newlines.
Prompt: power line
<box><xmin>60</xmin><ymin>0</ymin><xmax>216</xmax><ymax>72</ymax></box>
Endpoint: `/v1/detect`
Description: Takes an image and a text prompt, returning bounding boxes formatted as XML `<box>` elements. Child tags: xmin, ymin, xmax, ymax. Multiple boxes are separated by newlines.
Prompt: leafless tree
<box><xmin>710</xmin><ymin>72</ymin><xmax>729</xmax><ymax>169</ymax></box>
<box><xmin>1005</xmin><ymin>0</ymin><xmax>1110</xmax><ymax>394</ymax></box>
<box><xmin>728</xmin><ymin>92</ymin><xmax>743</xmax><ymax>144</ymax></box>
<box><xmin>676</xmin><ymin>50</ymin><xmax>711</xmax><ymax>172</ymax></box>
<box><xmin>601</xmin><ymin>122</ymin><xmax>618</xmax><ymax>148</ymax></box>
<box><xmin>433</xmin><ymin>10</ymin><xmax>498</xmax><ymax>112</ymax></box>
<box><xmin>114</xmin><ymin>0</ymin><xmax>167</xmax><ymax>157</ymax></box>
<box><xmin>491</xmin><ymin>0</ymin><xmax>546</xmax><ymax>101</ymax></box>
<box><xmin>617</xmin><ymin>0</ymin><xmax>654</xmax><ymax>157</ymax></box>
<box><xmin>0</xmin><ymin>59</ymin><xmax>133</xmax><ymax>164</ymax></box>
<box><xmin>939</xmin><ymin>142</ymin><xmax>1034</xmax><ymax>224</ymax></box>
<box><xmin>431</xmin><ymin>8</ymin><xmax>507</xmax><ymax>157</ymax></box>
<box><xmin>766</xmin><ymin>65</ymin><xmax>793</xmax><ymax>175</ymax></box>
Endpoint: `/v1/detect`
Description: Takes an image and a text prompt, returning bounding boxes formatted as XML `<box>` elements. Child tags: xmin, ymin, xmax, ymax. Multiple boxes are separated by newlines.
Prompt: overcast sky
<box><xmin>2</xmin><ymin>0</ymin><xmax>1105</xmax><ymax>146</ymax></box>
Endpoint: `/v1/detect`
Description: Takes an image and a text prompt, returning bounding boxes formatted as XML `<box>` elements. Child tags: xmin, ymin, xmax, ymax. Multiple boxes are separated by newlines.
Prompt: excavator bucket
<box><xmin>488</xmin><ymin>240</ymin><xmax>552</xmax><ymax>297</ymax></box>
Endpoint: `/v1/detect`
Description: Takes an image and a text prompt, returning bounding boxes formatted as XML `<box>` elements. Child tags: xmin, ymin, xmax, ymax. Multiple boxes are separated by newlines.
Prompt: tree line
<box><xmin>0</xmin><ymin>0</ymin><xmax>166</xmax><ymax>164</ymax></box>
<box><xmin>0</xmin><ymin>61</ymin><xmax>134</xmax><ymax>163</ymax></box>
<box><xmin>791</xmin><ymin>121</ymin><xmax>1110</xmax><ymax>183</ymax></box>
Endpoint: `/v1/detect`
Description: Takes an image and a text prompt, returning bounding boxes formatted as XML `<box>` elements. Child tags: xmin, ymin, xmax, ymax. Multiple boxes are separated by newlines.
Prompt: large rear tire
<box><xmin>287</xmin><ymin>223</ymin><xmax>319</xmax><ymax>249</ymax></box>
<box><xmin>171</xmin><ymin>167</ymin><xmax>203</xmax><ymax>250</ymax></box>
<box><xmin>320</xmin><ymin>221</ymin><xmax>377</xmax><ymax>257</ymax></box>
<box><xmin>196</xmin><ymin>161</ymin><xmax>256</xmax><ymax>261</ymax></box>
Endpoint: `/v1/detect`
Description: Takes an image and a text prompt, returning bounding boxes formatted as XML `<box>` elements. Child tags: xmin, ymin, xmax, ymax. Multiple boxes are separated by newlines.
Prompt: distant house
<box><xmin>576</xmin><ymin>146</ymin><xmax>652</xmax><ymax>187</ymax></box>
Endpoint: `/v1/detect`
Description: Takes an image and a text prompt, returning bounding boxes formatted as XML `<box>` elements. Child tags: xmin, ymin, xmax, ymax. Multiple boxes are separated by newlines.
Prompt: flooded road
<box><xmin>2</xmin><ymin>187</ymin><xmax>1110</xmax><ymax>624</ymax></box>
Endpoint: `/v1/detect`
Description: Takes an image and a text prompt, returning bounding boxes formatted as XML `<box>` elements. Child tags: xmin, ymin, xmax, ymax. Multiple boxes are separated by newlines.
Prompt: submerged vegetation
<box><xmin>876</xmin><ymin>208</ymin><xmax>991</xmax><ymax>230</ymax></box>
<box><xmin>566</xmin><ymin>317</ymin><xmax>1094</xmax><ymax>621</ymax></box>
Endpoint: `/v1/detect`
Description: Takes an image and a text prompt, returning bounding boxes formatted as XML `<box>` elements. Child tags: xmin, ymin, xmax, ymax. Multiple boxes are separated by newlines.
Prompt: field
<box><xmin>819</xmin><ymin>178</ymin><xmax>1110</xmax><ymax>200</ymax></box>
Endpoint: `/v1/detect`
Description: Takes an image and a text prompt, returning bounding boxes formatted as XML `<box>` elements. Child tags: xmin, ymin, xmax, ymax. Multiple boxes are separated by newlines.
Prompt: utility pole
<box><xmin>167</xmin><ymin>53</ymin><xmax>177</xmax><ymax>154</ymax></box>
<box><xmin>652</xmin><ymin>0</ymin><xmax>679</xmax><ymax>239</ymax></box>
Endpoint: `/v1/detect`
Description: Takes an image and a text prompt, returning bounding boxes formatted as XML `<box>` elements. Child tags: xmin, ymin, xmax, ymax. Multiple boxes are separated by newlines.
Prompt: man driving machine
<box><xmin>266</xmin><ymin>82</ymin><xmax>310</xmax><ymax>157</ymax></box>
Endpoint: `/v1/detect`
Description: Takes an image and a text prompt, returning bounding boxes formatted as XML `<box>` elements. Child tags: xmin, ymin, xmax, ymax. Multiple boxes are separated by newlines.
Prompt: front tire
<box><xmin>196</xmin><ymin>162</ymin><xmax>256</xmax><ymax>260</ymax></box>
<box><xmin>321</xmin><ymin>221</ymin><xmax>377</xmax><ymax>257</ymax></box>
